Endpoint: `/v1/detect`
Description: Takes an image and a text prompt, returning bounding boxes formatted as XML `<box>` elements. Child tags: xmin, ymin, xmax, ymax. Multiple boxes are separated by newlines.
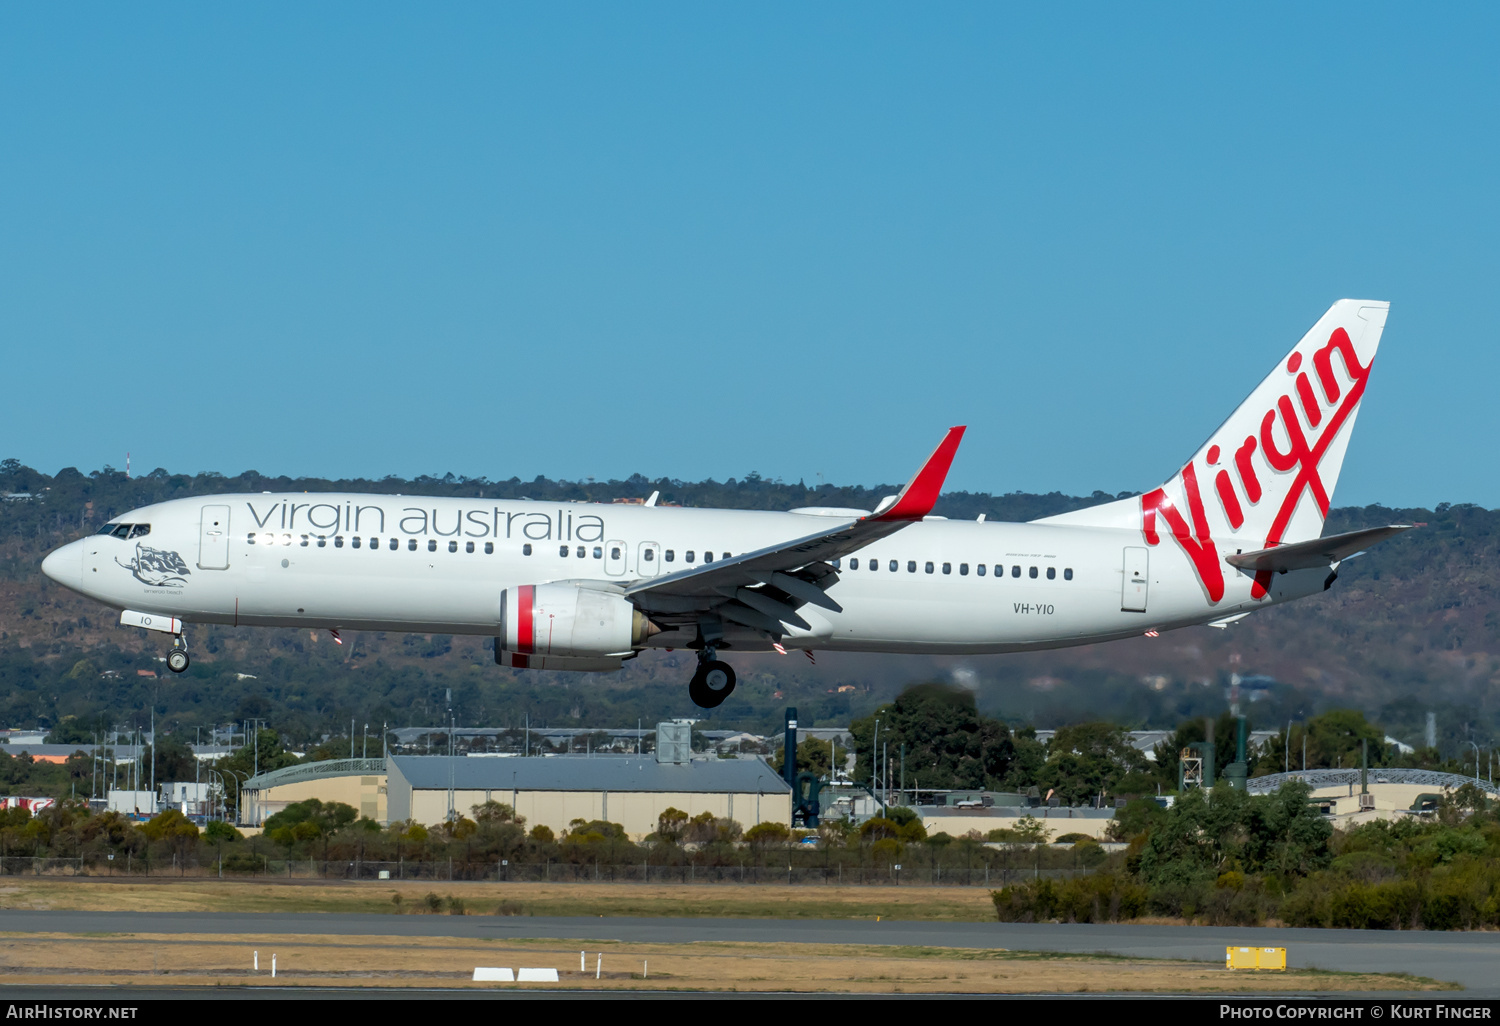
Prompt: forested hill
<box><xmin>0</xmin><ymin>458</ymin><xmax>1496</xmax><ymax>753</ymax></box>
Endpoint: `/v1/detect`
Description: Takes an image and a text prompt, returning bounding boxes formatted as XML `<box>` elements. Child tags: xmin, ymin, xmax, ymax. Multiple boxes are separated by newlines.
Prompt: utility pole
<box><xmin>447</xmin><ymin>689</ymin><xmax>456</xmax><ymax>822</ymax></box>
<box><xmin>872</xmin><ymin>718</ymin><xmax>880</xmax><ymax>803</ymax></box>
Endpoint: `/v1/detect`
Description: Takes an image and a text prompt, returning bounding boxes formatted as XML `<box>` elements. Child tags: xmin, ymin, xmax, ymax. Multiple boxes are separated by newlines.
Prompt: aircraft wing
<box><xmin>624</xmin><ymin>427</ymin><xmax>965</xmax><ymax>630</ymax></box>
<box><xmin>1224</xmin><ymin>524</ymin><xmax>1414</xmax><ymax>574</ymax></box>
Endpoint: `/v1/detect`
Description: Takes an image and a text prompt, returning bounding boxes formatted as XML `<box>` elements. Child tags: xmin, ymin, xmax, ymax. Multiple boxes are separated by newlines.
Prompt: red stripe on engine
<box><xmin>517</xmin><ymin>585</ymin><xmax>535</xmax><ymax>654</ymax></box>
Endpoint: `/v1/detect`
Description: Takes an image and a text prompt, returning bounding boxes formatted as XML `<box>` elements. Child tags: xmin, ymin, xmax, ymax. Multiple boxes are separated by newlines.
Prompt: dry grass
<box><xmin>0</xmin><ymin>879</ymin><xmax>1001</xmax><ymax>921</ymax></box>
<box><xmin>0</xmin><ymin>933</ymin><xmax>1454</xmax><ymax>993</ymax></box>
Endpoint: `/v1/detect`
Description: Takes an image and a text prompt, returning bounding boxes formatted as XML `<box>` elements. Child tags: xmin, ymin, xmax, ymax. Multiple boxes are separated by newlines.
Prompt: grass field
<box><xmin>0</xmin><ymin>932</ymin><xmax>1455</xmax><ymax>993</ymax></box>
<box><xmin>0</xmin><ymin>878</ymin><xmax>1001</xmax><ymax>920</ymax></box>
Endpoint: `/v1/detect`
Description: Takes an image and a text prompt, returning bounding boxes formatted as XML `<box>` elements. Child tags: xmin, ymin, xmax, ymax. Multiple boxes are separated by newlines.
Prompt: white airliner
<box><xmin>43</xmin><ymin>300</ymin><xmax>1409</xmax><ymax>708</ymax></box>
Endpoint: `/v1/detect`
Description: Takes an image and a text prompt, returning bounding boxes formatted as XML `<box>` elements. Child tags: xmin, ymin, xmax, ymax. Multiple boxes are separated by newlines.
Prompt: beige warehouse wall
<box><xmin>245</xmin><ymin>775</ymin><xmax>386</xmax><ymax>826</ymax></box>
<box><xmin>403</xmin><ymin>788</ymin><xmax>790</xmax><ymax>840</ymax></box>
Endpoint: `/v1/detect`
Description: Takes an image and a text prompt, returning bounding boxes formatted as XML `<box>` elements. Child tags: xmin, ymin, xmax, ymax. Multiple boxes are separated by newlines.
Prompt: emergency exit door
<box><xmin>604</xmin><ymin>539</ymin><xmax>627</xmax><ymax>576</ymax></box>
<box><xmin>1121</xmin><ymin>547</ymin><xmax>1148</xmax><ymax>612</ymax></box>
<box><xmin>198</xmin><ymin>505</ymin><xmax>231</xmax><ymax>570</ymax></box>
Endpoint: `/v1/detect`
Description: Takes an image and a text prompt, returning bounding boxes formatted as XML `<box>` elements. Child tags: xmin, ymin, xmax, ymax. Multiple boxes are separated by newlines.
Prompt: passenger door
<box><xmin>198</xmin><ymin>505</ymin><xmax>231</xmax><ymax>570</ymax></box>
<box><xmin>636</xmin><ymin>541</ymin><xmax>661</xmax><ymax>578</ymax></box>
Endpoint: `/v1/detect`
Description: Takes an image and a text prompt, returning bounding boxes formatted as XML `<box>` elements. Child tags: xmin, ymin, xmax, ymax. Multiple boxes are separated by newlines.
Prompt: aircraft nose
<box><xmin>41</xmin><ymin>540</ymin><xmax>84</xmax><ymax>592</ymax></box>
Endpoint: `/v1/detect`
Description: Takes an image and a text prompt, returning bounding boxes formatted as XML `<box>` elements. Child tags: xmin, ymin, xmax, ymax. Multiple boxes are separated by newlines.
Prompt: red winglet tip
<box><xmin>876</xmin><ymin>426</ymin><xmax>966</xmax><ymax>521</ymax></box>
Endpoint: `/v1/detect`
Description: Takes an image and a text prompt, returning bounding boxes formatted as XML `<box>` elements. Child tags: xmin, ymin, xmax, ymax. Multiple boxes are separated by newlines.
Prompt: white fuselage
<box><xmin>43</xmin><ymin>492</ymin><xmax>1326</xmax><ymax>655</ymax></box>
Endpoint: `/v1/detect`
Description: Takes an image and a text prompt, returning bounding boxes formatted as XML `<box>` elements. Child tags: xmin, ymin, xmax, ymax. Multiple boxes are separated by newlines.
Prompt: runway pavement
<box><xmin>0</xmin><ymin>911</ymin><xmax>1495</xmax><ymax>993</ymax></box>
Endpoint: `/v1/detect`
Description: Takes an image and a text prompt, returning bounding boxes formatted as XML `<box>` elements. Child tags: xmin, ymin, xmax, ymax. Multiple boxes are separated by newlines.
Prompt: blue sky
<box><xmin>3</xmin><ymin>5</ymin><xmax>1496</xmax><ymax>507</ymax></box>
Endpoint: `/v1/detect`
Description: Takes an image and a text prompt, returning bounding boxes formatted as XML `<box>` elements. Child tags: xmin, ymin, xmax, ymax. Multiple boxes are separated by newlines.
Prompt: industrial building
<box><xmin>385</xmin><ymin>754</ymin><xmax>792</xmax><ymax>838</ymax></box>
<box><xmin>237</xmin><ymin>721</ymin><xmax>793</xmax><ymax>837</ymax></box>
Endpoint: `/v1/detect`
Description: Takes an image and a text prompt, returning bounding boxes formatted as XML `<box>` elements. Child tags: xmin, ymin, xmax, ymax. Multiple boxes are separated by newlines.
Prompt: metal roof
<box><xmin>389</xmin><ymin>755</ymin><xmax>790</xmax><ymax>794</ymax></box>
<box><xmin>1247</xmin><ymin>768</ymin><xmax>1500</xmax><ymax>797</ymax></box>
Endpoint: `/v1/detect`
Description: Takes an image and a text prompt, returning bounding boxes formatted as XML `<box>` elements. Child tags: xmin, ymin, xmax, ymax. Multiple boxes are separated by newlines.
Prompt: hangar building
<box><xmin>385</xmin><ymin>755</ymin><xmax>791</xmax><ymax>839</ymax></box>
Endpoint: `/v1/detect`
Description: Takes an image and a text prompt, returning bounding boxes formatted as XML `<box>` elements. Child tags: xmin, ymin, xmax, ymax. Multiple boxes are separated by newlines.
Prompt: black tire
<box><xmin>167</xmin><ymin>650</ymin><xmax>189</xmax><ymax>674</ymax></box>
<box><xmin>688</xmin><ymin>660</ymin><xmax>736</xmax><ymax>709</ymax></box>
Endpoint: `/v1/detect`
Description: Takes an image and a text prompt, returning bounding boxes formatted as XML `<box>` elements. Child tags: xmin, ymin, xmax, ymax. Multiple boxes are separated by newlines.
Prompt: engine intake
<box><xmin>497</xmin><ymin>584</ymin><xmax>657</xmax><ymax>667</ymax></box>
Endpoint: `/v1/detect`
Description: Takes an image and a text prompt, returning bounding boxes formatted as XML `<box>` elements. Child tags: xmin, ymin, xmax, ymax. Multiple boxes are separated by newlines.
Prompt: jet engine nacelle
<box><xmin>497</xmin><ymin>584</ymin><xmax>656</xmax><ymax>666</ymax></box>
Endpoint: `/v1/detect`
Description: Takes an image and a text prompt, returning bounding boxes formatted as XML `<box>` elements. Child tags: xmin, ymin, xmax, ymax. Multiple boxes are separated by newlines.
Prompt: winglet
<box><xmin>870</xmin><ymin>426</ymin><xmax>966</xmax><ymax>522</ymax></box>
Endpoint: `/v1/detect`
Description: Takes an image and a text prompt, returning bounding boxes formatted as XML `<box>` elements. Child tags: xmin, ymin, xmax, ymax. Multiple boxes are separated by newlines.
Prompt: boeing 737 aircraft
<box><xmin>42</xmin><ymin>300</ymin><xmax>1409</xmax><ymax>708</ymax></box>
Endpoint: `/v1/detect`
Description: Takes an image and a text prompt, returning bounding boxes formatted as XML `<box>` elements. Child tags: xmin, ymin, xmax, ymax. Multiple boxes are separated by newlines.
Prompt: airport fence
<box><xmin>0</xmin><ymin>853</ymin><xmax>1088</xmax><ymax>887</ymax></box>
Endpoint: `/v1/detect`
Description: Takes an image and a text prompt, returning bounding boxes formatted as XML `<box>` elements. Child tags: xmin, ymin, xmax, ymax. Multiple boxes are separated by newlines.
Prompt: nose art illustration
<box><xmin>116</xmin><ymin>543</ymin><xmax>191</xmax><ymax>587</ymax></box>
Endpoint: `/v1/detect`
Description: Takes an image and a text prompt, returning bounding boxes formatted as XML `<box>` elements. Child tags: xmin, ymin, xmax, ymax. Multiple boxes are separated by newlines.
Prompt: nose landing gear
<box><xmin>166</xmin><ymin>636</ymin><xmax>189</xmax><ymax>674</ymax></box>
<box><xmin>688</xmin><ymin>648</ymin><xmax>736</xmax><ymax>709</ymax></box>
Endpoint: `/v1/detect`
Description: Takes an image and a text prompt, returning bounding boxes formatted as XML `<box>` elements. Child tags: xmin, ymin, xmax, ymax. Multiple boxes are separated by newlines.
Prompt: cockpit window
<box><xmin>100</xmin><ymin>523</ymin><xmax>148</xmax><ymax>539</ymax></box>
<box><xmin>128</xmin><ymin>524</ymin><xmax>150</xmax><ymax>539</ymax></box>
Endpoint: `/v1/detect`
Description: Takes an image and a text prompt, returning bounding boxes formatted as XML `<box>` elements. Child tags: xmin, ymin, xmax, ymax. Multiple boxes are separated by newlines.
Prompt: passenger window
<box><xmin>300</xmin><ymin>535</ymin><xmax>309</xmax><ymax>548</ymax></box>
<box><xmin>316</xmin><ymin>536</ymin><xmax>326</xmax><ymax>548</ymax></box>
<box><xmin>925</xmin><ymin>561</ymin><xmax>934</xmax><ymax>574</ymax></box>
<box><xmin>1046</xmin><ymin>567</ymin><xmax>1056</xmax><ymax>580</ymax></box>
<box><xmin>849</xmin><ymin>558</ymin><xmax>859</xmax><ymax>570</ymax></box>
<box><xmin>942</xmin><ymin>562</ymin><xmax>951</xmax><ymax>575</ymax></box>
<box><xmin>977</xmin><ymin>564</ymin><xmax>985</xmax><ymax>576</ymax></box>
<box><xmin>334</xmin><ymin>536</ymin><xmax>344</xmax><ymax>548</ymax></box>
<box><xmin>1064</xmin><ymin>568</ymin><xmax>1073</xmax><ymax>580</ymax></box>
<box><xmin>576</xmin><ymin>546</ymin><xmax>585</xmax><ymax>558</ymax></box>
<box><xmin>593</xmin><ymin>546</ymin><xmax>603</xmax><ymax>559</ymax></box>
<box><xmin>644</xmin><ymin>548</ymin><xmax>655</xmax><ymax>562</ymax></box>
<box><xmin>611</xmin><ymin>546</ymin><xmax>622</xmax><ymax>560</ymax></box>
<box><xmin>523</xmin><ymin>543</ymin><xmax>532</xmax><ymax>555</ymax></box>
<box><xmin>448</xmin><ymin>540</ymin><xmax>458</xmax><ymax>553</ymax></box>
<box><xmin>1029</xmin><ymin>566</ymin><xmax>1038</xmax><ymax>579</ymax></box>
<box><xmin>247</xmin><ymin>533</ymin><xmax>256</xmax><ymax>545</ymax></box>
<box><xmin>280</xmin><ymin>534</ymin><xmax>291</xmax><ymax>546</ymax></box>
<box><xmin>428</xmin><ymin>539</ymin><xmax>437</xmax><ymax>552</ymax></box>
<box><xmin>407</xmin><ymin>538</ymin><xmax>417</xmax><ymax>551</ymax></box>
<box><xmin>831</xmin><ymin>558</ymin><xmax>841</xmax><ymax>569</ymax></box>
<box><xmin>665</xmin><ymin>550</ymin><xmax>674</xmax><ymax>563</ymax></box>
<box><xmin>1011</xmin><ymin>565</ymin><xmax>1021</xmax><ymax>578</ymax></box>
<box><xmin>389</xmin><ymin>538</ymin><xmax>399</xmax><ymax>551</ymax></box>
<box><xmin>352</xmin><ymin>537</ymin><xmax>361</xmax><ymax>549</ymax></box>
<box><xmin>705</xmin><ymin>552</ymin><xmax>714</xmax><ymax>562</ymax></box>
<box><xmin>466</xmin><ymin>541</ymin><xmax>475</xmax><ymax>553</ymax></box>
<box><xmin>685</xmin><ymin>550</ymin><xmax>695</xmax><ymax>562</ymax></box>
<box><xmin>907</xmin><ymin>560</ymin><xmax>916</xmax><ymax>573</ymax></box>
<box><xmin>559</xmin><ymin>545</ymin><xmax>569</xmax><ymax>557</ymax></box>
<box><xmin>869</xmin><ymin>558</ymin><xmax>878</xmax><ymax>571</ymax></box>
<box><xmin>888</xmin><ymin>559</ymin><xmax>897</xmax><ymax>572</ymax></box>
<box><xmin>485</xmin><ymin>542</ymin><xmax>494</xmax><ymax>554</ymax></box>
<box><xmin>959</xmin><ymin>563</ymin><xmax>969</xmax><ymax>576</ymax></box>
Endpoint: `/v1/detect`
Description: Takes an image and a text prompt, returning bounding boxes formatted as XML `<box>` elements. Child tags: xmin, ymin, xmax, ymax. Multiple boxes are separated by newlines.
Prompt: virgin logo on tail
<box><xmin>1141</xmin><ymin>327</ymin><xmax>1373</xmax><ymax>603</ymax></box>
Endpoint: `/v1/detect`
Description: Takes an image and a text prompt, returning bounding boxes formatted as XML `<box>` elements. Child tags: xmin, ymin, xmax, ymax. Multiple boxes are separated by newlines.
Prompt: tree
<box><xmin>142</xmin><ymin>734</ymin><xmax>197</xmax><ymax>783</ymax></box>
<box><xmin>744</xmin><ymin>822</ymin><xmax>791</xmax><ymax>849</ymax></box>
<box><xmin>850</xmin><ymin>683</ymin><xmax>1013</xmax><ymax>790</ymax></box>
<box><xmin>655</xmin><ymin>807</ymin><xmax>689</xmax><ymax>843</ymax></box>
<box><xmin>1038</xmin><ymin>722</ymin><xmax>1153</xmax><ymax>805</ymax></box>
<box><xmin>262</xmin><ymin>798</ymin><xmax>357</xmax><ymax>848</ymax></box>
<box><xmin>770</xmin><ymin>738</ymin><xmax>833</xmax><ymax>779</ymax></box>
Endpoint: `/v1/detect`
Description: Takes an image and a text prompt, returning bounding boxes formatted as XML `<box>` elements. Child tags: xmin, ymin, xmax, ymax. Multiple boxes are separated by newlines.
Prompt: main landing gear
<box><xmin>688</xmin><ymin>648</ymin><xmax>736</xmax><ymax>709</ymax></box>
<box><xmin>166</xmin><ymin>635</ymin><xmax>190</xmax><ymax>674</ymax></box>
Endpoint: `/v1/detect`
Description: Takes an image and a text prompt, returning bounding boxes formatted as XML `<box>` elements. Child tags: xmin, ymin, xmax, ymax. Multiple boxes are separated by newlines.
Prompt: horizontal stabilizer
<box><xmin>1224</xmin><ymin>525</ymin><xmax>1413</xmax><ymax>574</ymax></box>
